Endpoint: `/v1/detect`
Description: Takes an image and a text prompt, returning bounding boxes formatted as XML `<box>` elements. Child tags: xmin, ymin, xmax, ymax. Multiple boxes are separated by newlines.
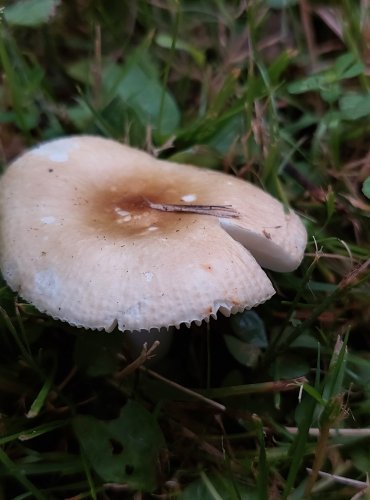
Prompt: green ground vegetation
<box><xmin>1</xmin><ymin>0</ymin><xmax>370</xmax><ymax>498</ymax></box>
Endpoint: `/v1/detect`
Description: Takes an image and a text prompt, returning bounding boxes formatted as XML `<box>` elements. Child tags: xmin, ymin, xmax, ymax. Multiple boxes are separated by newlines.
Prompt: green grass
<box><xmin>1</xmin><ymin>0</ymin><xmax>370</xmax><ymax>498</ymax></box>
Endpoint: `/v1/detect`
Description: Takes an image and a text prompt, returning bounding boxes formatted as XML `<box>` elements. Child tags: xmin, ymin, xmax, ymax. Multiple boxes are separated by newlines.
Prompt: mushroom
<box><xmin>0</xmin><ymin>136</ymin><xmax>306</xmax><ymax>351</ymax></box>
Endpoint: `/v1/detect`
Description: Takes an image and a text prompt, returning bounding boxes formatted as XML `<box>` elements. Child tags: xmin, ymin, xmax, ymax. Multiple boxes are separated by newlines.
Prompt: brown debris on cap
<box><xmin>0</xmin><ymin>136</ymin><xmax>307</xmax><ymax>332</ymax></box>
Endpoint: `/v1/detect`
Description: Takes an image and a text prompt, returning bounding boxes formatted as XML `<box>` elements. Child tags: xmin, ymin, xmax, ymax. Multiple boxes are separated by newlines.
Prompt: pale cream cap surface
<box><xmin>0</xmin><ymin>136</ymin><xmax>307</xmax><ymax>331</ymax></box>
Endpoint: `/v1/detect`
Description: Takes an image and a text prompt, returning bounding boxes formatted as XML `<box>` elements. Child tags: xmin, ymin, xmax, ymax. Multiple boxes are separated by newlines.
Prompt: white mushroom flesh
<box><xmin>0</xmin><ymin>136</ymin><xmax>307</xmax><ymax>332</ymax></box>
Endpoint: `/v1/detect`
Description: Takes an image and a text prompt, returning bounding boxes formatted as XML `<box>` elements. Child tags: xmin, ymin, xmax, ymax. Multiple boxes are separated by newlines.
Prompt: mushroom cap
<box><xmin>0</xmin><ymin>136</ymin><xmax>307</xmax><ymax>332</ymax></box>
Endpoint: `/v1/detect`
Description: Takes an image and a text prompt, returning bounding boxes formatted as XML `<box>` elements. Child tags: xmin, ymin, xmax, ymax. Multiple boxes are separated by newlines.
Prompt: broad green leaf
<box><xmin>339</xmin><ymin>93</ymin><xmax>370</xmax><ymax>120</ymax></box>
<box><xmin>103</xmin><ymin>59</ymin><xmax>180</xmax><ymax>136</ymax></box>
<box><xmin>224</xmin><ymin>335</ymin><xmax>261</xmax><ymax>368</ymax></box>
<box><xmin>271</xmin><ymin>353</ymin><xmax>310</xmax><ymax>379</ymax></box>
<box><xmin>73</xmin><ymin>400</ymin><xmax>165</xmax><ymax>491</ymax></box>
<box><xmin>290</xmin><ymin>334</ymin><xmax>319</xmax><ymax>350</ymax></box>
<box><xmin>288</xmin><ymin>73</ymin><xmax>335</xmax><ymax>94</ymax></box>
<box><xmin>288</xmin><ymin>53</ymin><xmax>364</xmax><ymax>97</ymax></box>
<box><xmin>230</xmin><ymin>310</ymin><xmax>267</xmax><ymax>347</ymax></box>
<box><xmin>363</xmin><ymin>177</ymin><xmax>370</xmax><ymax>199</ymax></box>
<box><xmin>66</xmin><ymin>53</ymin><xmax>181</xmax><ymax>137</ymax></box>
<box><xmin>74</xmin><ymin>332</ymin><xmax>124</xmax><ymax>377</ymax></box>
<box><xmin>334</xmin><ymin>53</ymin><xmax>365</xmax><ymax>79</ymax></box>
<box><xmin>320</xmin><ymin>82</ymin><xmax>341</xmax><ymax>103</ymax></box>
<box><xmin>4</xmin><ymin>0</ymin><xmax>60</xmax><ymax>27</ymax></box>
<box><xmin>341</xmin><ymin>62</ymin><xmax>365</xmax><ymax>79</ymax></box>
<box><xmin>207</xmin><ymin>114</ymin><xmax>246</xmax><ymax>154</ymax></box>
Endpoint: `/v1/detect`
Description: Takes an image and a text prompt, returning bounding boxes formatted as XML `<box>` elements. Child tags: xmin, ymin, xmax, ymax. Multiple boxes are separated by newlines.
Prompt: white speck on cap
<box><xmin>0</xmin><ymin>135</ymin><xmax>307</xmax><ymax>332</ymax></box>
<box><xmin>114</xmin><ymin>207</ymin><xmax>132</xmax><ymax>222</ymax></box>
<box><xmin>181</xmin><ymin>193</ymin><xmax>197</xmax><ymax>202</ymax></box>
<box><xmin>31</xmin><ymin>138</ymin><xmax>79</xmax><ymax>163</ymax></box>
<box><xmin>114</xmin><ymin>208</ymin><xmax>130</xmax><ymax>217</ymax></box>
<box><xmin>41</xmin><ymin>216</ymin><xmax>56</xmax><ymax>224</ymax></box>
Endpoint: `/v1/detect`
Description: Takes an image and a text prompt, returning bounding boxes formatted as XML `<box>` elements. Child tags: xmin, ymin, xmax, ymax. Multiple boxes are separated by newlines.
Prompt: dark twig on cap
<box><xmin>144</xmin><ymin>198</ymin><xmax>240</xmax><ymax>218</ymax></box>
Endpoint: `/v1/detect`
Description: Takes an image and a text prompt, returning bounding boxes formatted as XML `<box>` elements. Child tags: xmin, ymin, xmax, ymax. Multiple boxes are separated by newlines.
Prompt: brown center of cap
<box><xmin>85</xmin><ymin>174</ymin><xmax>204</xmax><ymax>238</ymax></box>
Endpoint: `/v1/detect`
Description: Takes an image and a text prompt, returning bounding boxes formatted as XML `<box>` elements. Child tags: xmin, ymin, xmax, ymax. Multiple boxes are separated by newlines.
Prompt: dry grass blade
<box><xmin>140</xmin><ymin>366</ymin><xmax>226</xmax><ymax>412</ymax></box>
<box><xmin>285</xmin><ymin>427</ymin><xmax>370</xmax><ymax>437</ymax></box>
<box><xmin>145</xmin><ymin>198</ymin><xmax>240</xmax><ymax>218</ymax></box>
<box><xmin>306</xmin><ymin>468</ymin><xmax>369</xmax><ymax>490</ymax></box>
